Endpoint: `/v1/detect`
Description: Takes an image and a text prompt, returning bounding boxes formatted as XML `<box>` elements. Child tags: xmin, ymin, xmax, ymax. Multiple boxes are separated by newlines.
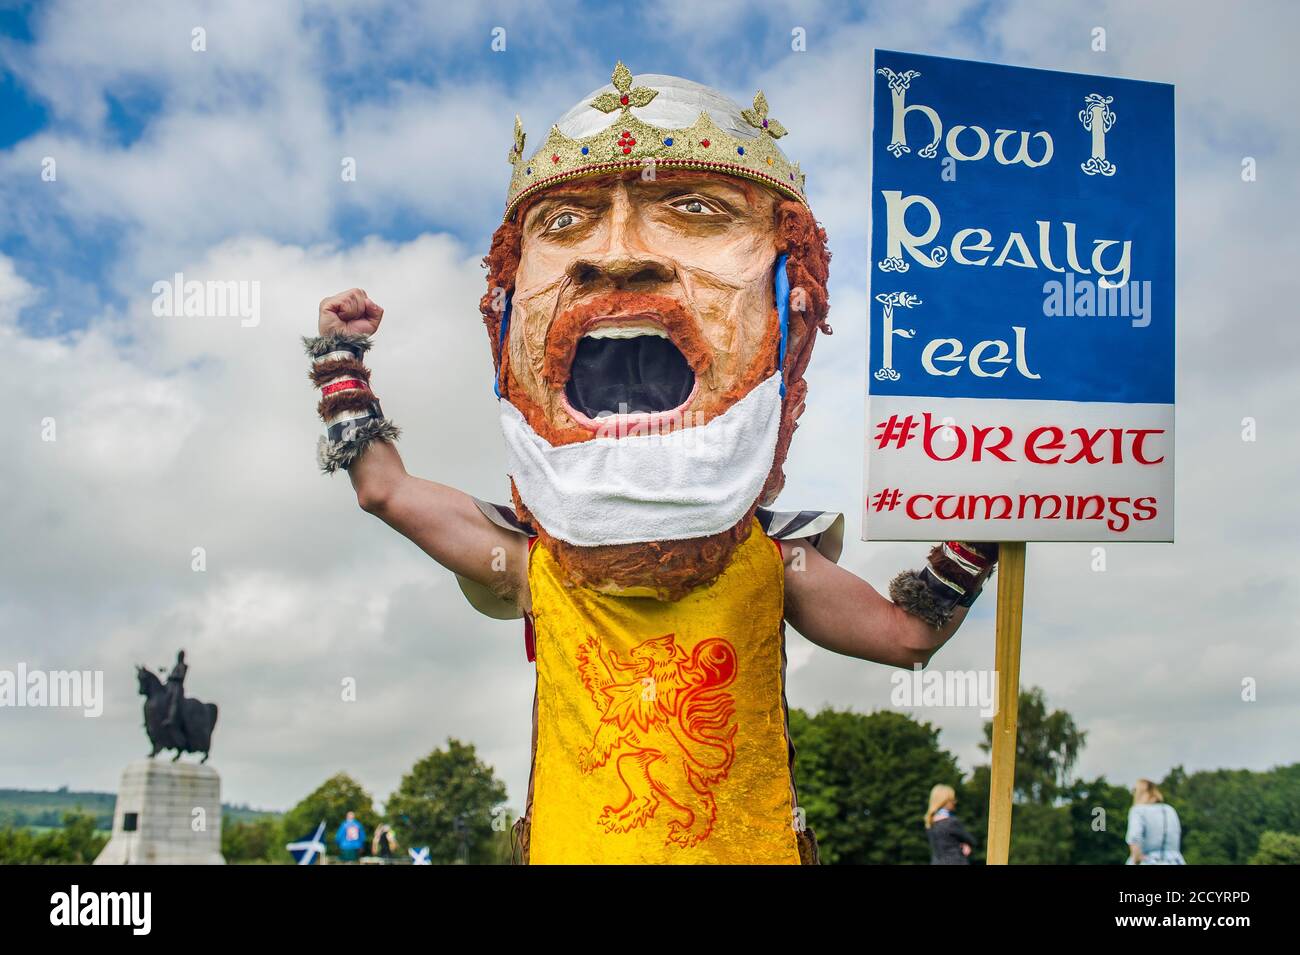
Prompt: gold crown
<box><xmin>504</xmin><ymin>62</ymin><xmax>808</xmax><ymax>221</ymax></box>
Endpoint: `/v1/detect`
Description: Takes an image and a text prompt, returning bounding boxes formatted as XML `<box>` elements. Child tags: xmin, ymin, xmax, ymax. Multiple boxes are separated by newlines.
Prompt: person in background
<box><xmin>335</xmin><ymin>810</ymin><xmax>366</xmax><ymax>862</ymax></box>
<box><xmin>1125</xmin><ymin>778</ymin><xmax>1186</xmax><ymax>864</ymax></box>
<box><xmin>925</xmin><ymin>784</ymin><xmax>975</xmax><ymax>864</ymax></box>
<box><xmin>372</xmin><ymin>822</ymin><xmax>398</xmax><ymax>860</ymax></box>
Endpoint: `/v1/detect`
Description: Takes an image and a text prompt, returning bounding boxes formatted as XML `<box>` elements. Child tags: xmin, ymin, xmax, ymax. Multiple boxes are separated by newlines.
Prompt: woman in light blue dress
<box><xmin>1125</xmin><ymin>778</ymin><xmax>1186</xmax><ymax>864</ymax></box>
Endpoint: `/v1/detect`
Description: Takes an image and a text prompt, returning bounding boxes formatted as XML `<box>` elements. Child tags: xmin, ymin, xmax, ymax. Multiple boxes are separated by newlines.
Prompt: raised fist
<box><xmin>318</xmin><ymin>287</ymin><xmax>384</xmax><ymax>337</ymax></box>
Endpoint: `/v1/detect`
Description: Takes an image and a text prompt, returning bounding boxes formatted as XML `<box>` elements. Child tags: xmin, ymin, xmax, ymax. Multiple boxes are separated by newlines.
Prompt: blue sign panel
<box><xmin>865</xmin><ymin>51</ymin><xmax>1174</xmax><ymax>542</ymax></box>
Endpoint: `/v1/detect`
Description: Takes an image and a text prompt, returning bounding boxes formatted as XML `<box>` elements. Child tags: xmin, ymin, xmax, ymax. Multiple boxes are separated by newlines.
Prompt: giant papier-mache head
<box><xmin>481</xmin><ymin>63</ymin><xmax>832</xmax><ymax>600</ymax></box>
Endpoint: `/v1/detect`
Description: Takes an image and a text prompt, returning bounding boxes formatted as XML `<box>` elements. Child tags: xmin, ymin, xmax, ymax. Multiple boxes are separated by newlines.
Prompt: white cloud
<box><xmin>1</xmin><ymin>233</ymin><xmax>536</xmax><ymax>808</ymax></box>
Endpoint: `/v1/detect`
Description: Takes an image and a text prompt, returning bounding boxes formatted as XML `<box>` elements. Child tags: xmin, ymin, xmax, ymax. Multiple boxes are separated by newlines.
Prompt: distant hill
<box><xmin>0</xmin><ymin>787</ymin><xmax>281</xmax><ymax>831</ymax></box>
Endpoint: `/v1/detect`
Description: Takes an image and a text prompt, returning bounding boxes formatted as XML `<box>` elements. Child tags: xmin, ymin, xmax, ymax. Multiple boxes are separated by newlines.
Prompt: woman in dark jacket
<box><xmin>925</xmin><ymin>784</ymin><xmax>975</xmax><ymax>864</ymax></box>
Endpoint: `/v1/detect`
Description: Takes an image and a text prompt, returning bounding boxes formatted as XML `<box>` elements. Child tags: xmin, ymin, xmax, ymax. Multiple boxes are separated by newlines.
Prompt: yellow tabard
<box><xmin>528</xmin><ymin>519</ymin><xmax>800</xmax><ymax>864</ymax></box>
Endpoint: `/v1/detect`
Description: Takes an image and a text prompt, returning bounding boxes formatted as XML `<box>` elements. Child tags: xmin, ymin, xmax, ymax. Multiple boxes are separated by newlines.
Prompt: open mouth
<box><xmin>564</xmin><ymin>321</ymin><xmax>696</xmax><ymax>421</ymax></box>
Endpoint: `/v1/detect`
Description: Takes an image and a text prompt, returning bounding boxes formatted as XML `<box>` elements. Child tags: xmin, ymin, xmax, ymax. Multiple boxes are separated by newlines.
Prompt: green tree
<box><xmin>1064</xmin><ymin>776</ymin><xmax>1133</xmax><ymax>865</ymax></box>
<box><xmin>958</xmin><ymin>764</ymin><xmax>991</xmax><ymax>863</ymax></box>
<box><xmin>386</xmin><ymin>739</ymin><xmax>509</xmax><ymax>865</ymax></box>
<box><xmin>0</xmin><ymin>811</ymin><xmax>106</xmax><ymax>863</ymax></box>
<box><xmin>977</xmin><ymin>686</ymin><xmax>1086</xmax><ymax>804</ymax></box>
<box><xmin>222</xmin><ymin>815</ymin><xmax>283</xmax><ymax>863</ymax></box>
<box><xmin>0</xmin><ymin>825</ymin><xmax>38</xmax><ymax>863</ymax></box>
<box><xmin>790</xmin><ymin>707</ymin><xmax>963</xmax><ymax>864</ymax></box>
<box><xmin>54</xmin><ymin>811</ymin><xmax>107</xmax><ymax>862</ymax></box>
<box><xmin>956</xmin><ymin>765</ymin><xmax>1074</xmax><ymax>864</ymax></box>
<box><xmin>281</xmin><ymin>773</ymin><xmax>380</xmax><ymax>860</ymax></box>
<box><xmin>1250</xmin><ymin>831</ymin><xmax>1300</xmax><ymax>865</ymax></box>
<box><xmin>1162</xmin><ymin>764</ymin><xmax>1300</xmax><ymax>864</ymax></box>
<box><xmin>963</xmin><ymin>688</ymin><xmax>1113</xmax><ymax>864</ymax></box>
<box><xmin>1005</xmin><ymin>802</ymin><xmax>1073</xmax><ymax>863</ymax></box>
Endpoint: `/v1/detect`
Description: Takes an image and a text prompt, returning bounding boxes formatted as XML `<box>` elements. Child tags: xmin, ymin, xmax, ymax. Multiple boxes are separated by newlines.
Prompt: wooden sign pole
<box><xmin>986</xmin><ymin>541</ymin><xmax>1026</xmax><ymax>865</ymax></box>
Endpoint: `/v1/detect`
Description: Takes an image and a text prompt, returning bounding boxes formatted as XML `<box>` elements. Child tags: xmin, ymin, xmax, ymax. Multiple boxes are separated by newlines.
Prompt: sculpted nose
<box><xmin>565</xmin><ymin>183</ymin><xmax>674</xmax><ymax>289</ymax></box>
<box><xmin>566</xmin><ymin>251</ymin><xmax>674</xmax><ymax>289</ymax></box>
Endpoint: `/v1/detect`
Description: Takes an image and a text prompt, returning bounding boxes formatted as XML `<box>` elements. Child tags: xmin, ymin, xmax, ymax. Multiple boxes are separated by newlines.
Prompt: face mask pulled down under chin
<box><xmin>500</xmin><ymin>372</ymin><xmax>782</xmax><ymax>548</ymax></box>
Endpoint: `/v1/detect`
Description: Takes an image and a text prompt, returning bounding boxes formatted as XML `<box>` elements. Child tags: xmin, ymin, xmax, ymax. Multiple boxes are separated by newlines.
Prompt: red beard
<box><xmin>502</xmin><ymin>292</ymin><xmax>797</xmax><ymax>599</ymax></box>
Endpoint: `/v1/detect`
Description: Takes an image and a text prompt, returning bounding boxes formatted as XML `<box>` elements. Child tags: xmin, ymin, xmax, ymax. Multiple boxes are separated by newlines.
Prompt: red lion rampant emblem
<box><xmin>575</xmin><ymin>633</ymin><xmax>738</xmax><ymax>847</ymax></box>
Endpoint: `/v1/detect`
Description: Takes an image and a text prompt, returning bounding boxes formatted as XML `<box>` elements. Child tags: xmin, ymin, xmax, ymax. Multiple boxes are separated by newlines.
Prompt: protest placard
<box><xmin>866</xmin><ymin>50</ymin><xmax>1175</xmax><ymax>542</ymax></box>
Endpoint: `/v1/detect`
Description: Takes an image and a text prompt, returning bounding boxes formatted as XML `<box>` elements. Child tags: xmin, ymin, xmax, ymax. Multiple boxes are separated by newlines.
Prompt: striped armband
<box><xmin>889</xmin><ymin>541</ymin><xmax>999</xmax><ymax>629</ymax></box>
<box><xmin>303</xmin><ymin>334</ymin><xmax>400</xmax><ymax>474</ymax></box>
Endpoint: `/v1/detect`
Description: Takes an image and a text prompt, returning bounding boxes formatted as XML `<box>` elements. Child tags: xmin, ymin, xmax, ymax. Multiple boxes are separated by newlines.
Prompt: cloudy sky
<box><xmin>2</xmin><ymin>0</ymin><xmax>1296</xmax><ymax>817</ymax></box>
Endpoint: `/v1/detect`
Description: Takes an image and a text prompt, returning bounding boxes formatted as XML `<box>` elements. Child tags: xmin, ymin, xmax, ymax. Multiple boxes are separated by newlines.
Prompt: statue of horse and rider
<box><xmin>136</xmin><ymin>650</ymin><xmax>218</xmax><ymax>763</ymax></box>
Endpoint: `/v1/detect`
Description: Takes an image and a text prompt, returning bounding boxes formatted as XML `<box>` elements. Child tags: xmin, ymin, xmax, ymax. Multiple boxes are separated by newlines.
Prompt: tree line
<box><xmin>5</xmin><ymin>688</ymin><xmax>1297</xmax><ymax>864</ymax></box>
<box><xmin>791</xmin><ymin>687</ymin><xmax>1300</xmax><ymax>864</ymax></box>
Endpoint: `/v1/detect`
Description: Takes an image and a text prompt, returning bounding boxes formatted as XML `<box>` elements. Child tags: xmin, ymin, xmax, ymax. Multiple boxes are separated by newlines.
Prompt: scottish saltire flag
<box><xmin>287</xmin><ymin>821</ymin><xmax>327</xmax><ymax>865</ymax></box>
<box><xmin>408</xmin><ymin>846</ymin><xmax>431</xmax><ymax>865</ymax></box>
<box><xmin>865</xmin><ymin>50</ymin><xmax>1174</xmax><ymax>541</ymax></box>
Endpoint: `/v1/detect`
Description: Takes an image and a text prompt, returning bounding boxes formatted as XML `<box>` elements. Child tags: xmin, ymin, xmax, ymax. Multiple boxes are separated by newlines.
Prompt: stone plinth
<box><xmin>95</xmin><ymin>759</ymin><xmax>225</xmax><ymax>865</ymax></box>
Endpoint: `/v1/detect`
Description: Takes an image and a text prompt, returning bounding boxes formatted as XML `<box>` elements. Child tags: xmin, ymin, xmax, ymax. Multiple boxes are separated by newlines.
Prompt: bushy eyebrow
<box><xmin>524</xmin><ymin>190</ymin><xmax>610</xmax><ymax>230</ymax></box>
<box><xmin>646</xmin><ymin>185</ymin><xmax>760</xmax><ymax>223</ymax></box>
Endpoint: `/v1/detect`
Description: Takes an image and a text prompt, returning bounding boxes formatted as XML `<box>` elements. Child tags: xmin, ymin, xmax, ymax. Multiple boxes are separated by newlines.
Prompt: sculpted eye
<box><xmin>671</xmin><ymin>196</ymin><xmax>720</xmax><ymax>215</ymax></box>
<box><xmin>547</xmin><ymin>211</ymin><xmax>580</xmax><ymax>232</ymax></box>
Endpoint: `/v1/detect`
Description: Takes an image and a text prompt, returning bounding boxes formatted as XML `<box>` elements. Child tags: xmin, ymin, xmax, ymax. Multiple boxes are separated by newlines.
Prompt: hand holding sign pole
<box><xmin>867</xmin><ymin>51</ymin><xmax>1174</xmax><ymax>863</ymax></box>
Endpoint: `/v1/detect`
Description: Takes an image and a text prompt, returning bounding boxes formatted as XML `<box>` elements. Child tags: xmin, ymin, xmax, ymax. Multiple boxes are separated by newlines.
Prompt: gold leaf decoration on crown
<box><xmin>589</xmin><ymin>61</ymin><xmax>659</xmax><ymax>114</ymax></box>
<box><xmin>740</xmin><ymin>91</ymin><xmax>787</xmax><ymax>139</ymax></box>
<box><xmin>508</xmin><ymin>115</ymin><xmax>526</xmax><ymax>165</ymax></box>
<box><xmin>504</xmin><ymin>62</ymin><xmax>808</xmax><ymax>221</ymax></box>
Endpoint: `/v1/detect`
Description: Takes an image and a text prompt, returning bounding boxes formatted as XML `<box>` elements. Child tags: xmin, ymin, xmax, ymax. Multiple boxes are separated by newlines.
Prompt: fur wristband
<box><xmin>308</xmin><ymin>356</ymin><xmax>371</xmax><ymax>388</ymax></box>
<box><xmin>317</xmin><ymin>417</ymin><xmax>401</xmax><ymax>474</ymax></box>
<box><xmin>303</xmin><ymin>333</ymin><xmax>373</xmax><ymax>360</ymax></box>
<box><xmin>305</xmin><ymin>333</ymin><xmax>395</xmax><ymax>474</ymax></box>
<box><xmin>317</xmin><ymin>386</ymin><xmax>377</xmax><ymax>421</ymax></box>
<box><xmin>890</xmin><ymin>542</ymin><xmax>999</xmax><ymax>629</ymax></box>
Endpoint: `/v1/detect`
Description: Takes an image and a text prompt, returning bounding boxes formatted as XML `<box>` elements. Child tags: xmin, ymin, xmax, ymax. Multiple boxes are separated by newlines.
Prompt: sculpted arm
<box><xmin>779</xmin><ymin>540</ymin><xmax>996</xmax><ymax>668</ymax></box>
<box><xmin>315</xmin><ymin>289</ymin><xmax>529</xmax><ymax>608</ymax></box>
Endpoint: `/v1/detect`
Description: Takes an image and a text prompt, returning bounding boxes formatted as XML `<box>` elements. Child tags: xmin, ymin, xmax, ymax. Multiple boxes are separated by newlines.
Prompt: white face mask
<box><xmin>500</xmin><ymin>372</ymin><xmax>782</xmax><ymax>547</ymax></box>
